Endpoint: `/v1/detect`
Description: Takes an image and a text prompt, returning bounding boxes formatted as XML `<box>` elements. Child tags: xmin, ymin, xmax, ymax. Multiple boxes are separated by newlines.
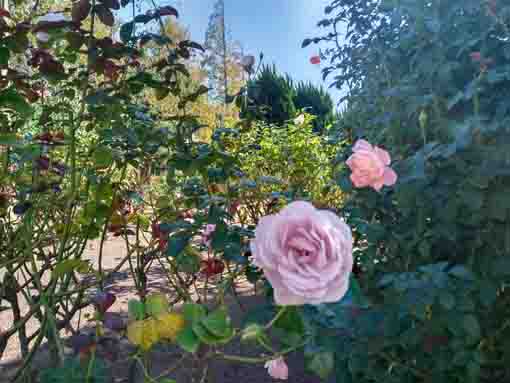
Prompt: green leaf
<box><xmin>134</xmin><ymin>13</ymin><xmax>154</xmax><ymax>24</ymax></box>
<box><xmin>0</xmin><ymin>133</ymin><xmax>23</xmax><ymax>146</ymax></box>
<box><xmin>94</xmin><ymin>147</ymin><xmax>113</xmax><ymax>168</ymax></box>
<box><xmin>458</xmin><ymin>188</ymin><xmax>484</xmax><ymax>211</ymax></box>
<box><xmin>0</xmin><ymin>46</ymin><xmax>9</xmax><ymax>66</ymax></box>
<box><xmin>128</xmin><ymin>299</ymin><xmax>145</xmax><ymax>321</ymax></box>
<box><xmin>40</xmin><ymin>357</ymin><xmax>108</xmax><ymax>383</ymax></box>
<box><xmin>85</xmin><ymin>91</ymin><xmax>116</xmax><ymax>105</ymax></box>
<box><xmin>120</xmin><ymin>22</ymin><xmax>134</xmax><ymax>43</ymax></box>
<box><xmin>337</xmin><ymin>175</ymin><xmax>353</xmax><ymax>192</ymax></box>
<box><xmin>175</xmin><ymin>326</ymin><xmax>200</xmax><ymax>353</ymax></box>
<box><xmin>479</xmin><ymin>280</ymin><xmax>497</xmax><ymax>307</ymax></box>
<box><xmin>52</xmin><ymin>260</ymin><xmax>91</xmax><ymax>279</ymax></box>
<box><xmin>175</xmin><ymin>252</ymin><xmax>200</xmax><ymax>273</ymax></box>
<box><xmin>240</xmin><ymin>323</ymin><xmax>265</xmax><ymax>343</ymax></box>
<box><xmin>182</xmin><ymin>303</ymin><xmax>206</xmax><ymax>324</ymax></box>
<box><xmin>334</xmin><ymin>359</ymin><xmax>353</xmax><ymax>383</ymax></box>
<box><xmin>145</xmin><ymin>293</ymin><xmax>169</xmax><ymax>317</ymax></box>
<box><xmin>178</xmin><ymin>40</ymin><xmax>204</xmax><ymax>52</ymax></box>
<box><xmin>191</xmin><ymin>321</ymin><xmax>223</xmax><ymax>345</ymax></box>
<box><xmin>0</xmin><ymin>88</ymin><xmax>32</xmax><ymax>117</ymax></box>
<box><xmin>349</xmin><ymin>276</ymin><xmax>370</xmax><ymax>306</ymax></box>
<box><xmin>166</xmin><ymin>235</ymin><xmax>190</xmax><ymax>257</ymax></box>
<box><xmin>306</xmin><ymin>351</ymin><xmax>335</xmax><ymax>380</ymax></box>
<box><xmin>223</xmin><ymin>242</ymin><xmax>247</xmax><ymax>264</ymax></box>
<box><xmin>467</xmin><ymin>360</ymin><xmax>481</xmax><ymax>383</ymax></box>
<box><xmin>274</xmin><ymin>306</ymin><xmax>305</xmax><ymax>346</ymax></box>
<box><xmin>439</xmin><ymin>292</ymin><xmax>455</xmax><ymax>310</ymax></box>
<box><xmin>201</xmin><ymin>307</ymin><xmax>232</xmax><ymax>338</ymax></box>
<box><xmin>186</xmin><ymin>85</ymin><xmax>209</xmax><ymax>102</ymax></box>
<box><xmin>463</xmin><ymin>315</ymin><xmax>481</xmax><ymax>339</ymax></box>
<box><xmin>210</xmin><ymin>224</ymin><xmax>228</xmax><ymax>251</ymax></box>
<box><xmin>301</xmin><ymin>38</ymin><xmax>313</xmax><ymax>48</ymax></box>
<box><xmin>491</xmin><ymin>257</ymin><xmax>510</xmax><ymax>276</ymax></box>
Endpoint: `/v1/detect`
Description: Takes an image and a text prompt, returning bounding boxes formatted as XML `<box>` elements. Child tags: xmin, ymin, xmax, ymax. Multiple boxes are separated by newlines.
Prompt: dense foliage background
<box><xmin>302</xmin><ymin>0</ymin><xmax>510</xmax><ymax>382</ymax></box>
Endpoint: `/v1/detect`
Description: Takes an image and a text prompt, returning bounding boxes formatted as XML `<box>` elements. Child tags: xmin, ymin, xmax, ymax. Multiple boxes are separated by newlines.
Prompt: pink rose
<box><xmin>201</xmin><ymin>224</ymin><xmax>216</xmax><ymax>247</ymax></box>
<box><xmin>265</xmin><ymin>357</ymin><xmax>288</xmax><ymax>380</ymax></box>
<box><xmin>250</xmin><ymin>201</ymin><xmax>353</xmax><ymax>305</ymax></box>
<box><xmin>346</xmin><ymin>139</ymin><xmax>397</xmax><ymax>191</ymax></box>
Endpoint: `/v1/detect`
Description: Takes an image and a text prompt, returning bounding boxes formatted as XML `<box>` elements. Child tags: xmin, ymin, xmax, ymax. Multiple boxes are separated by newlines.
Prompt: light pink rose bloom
<box><xmin>250</xmin><ymin>201</ymin><xmax>353</xmax><ymax>305</ymax></box>
<box><xmin>265</xmin><ymin>357</ymin><xmax>289</xmax><ymax>380</ymax></box>
<box><xmin>201</xmin><ymin>224</ymin><xmax>216</xmax><ymax>246</ymax></box>
<box><xmin>346</xmin><ymin>139</ymin><xmax>398</xmax><ymax>191</ymax></box>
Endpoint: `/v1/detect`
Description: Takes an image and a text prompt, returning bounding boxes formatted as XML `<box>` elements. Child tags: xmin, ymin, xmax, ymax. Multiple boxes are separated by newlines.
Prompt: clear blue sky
<box><xmin>119</xmin><ymin>1</ymin><xmax>342</xmax><ymax>103</ymax></box>
<box><xmin>175</xmin><ymin>0</ymin><xmax>342</xmax><ymax>103</ymax></box>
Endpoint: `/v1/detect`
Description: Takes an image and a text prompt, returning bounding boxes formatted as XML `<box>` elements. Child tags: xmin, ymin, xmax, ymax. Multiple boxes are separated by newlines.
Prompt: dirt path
<box><xmin>0</xmin><ymin>237</ymin><xmax>323</xmax><ymax>383</ymax></box>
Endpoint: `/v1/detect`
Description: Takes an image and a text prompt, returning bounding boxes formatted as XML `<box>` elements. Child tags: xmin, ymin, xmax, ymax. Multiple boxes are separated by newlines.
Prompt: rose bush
<box><xmin>300</xmin><ymin>0</ymin><xmax>510</xmax><ymax>382</ymax></box>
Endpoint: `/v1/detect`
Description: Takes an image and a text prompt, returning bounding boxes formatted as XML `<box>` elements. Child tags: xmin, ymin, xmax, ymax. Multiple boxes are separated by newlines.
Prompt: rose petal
<box><xmin>372</xmin><ymin>180</ymin><xmax>384</xmax><ymax>191</ymax></box>
<box><xmin>279</xmin><ymin>201</ymin><xmax>316</xmax><ymax>217</ymax></box>
<box><xmin>374</xmin><ymin>146</ymin><xmax>391</xmax><ymax>166</ymax></box>
<box><xmin>317</xmin><ymin>274</ymin><xmax>351</xmax><ymax>304</ymax></box>
<box><xmin>266</xmin><ymin>270</ymin><xmax>307</xmax><ymax>305</ymax></box>
<box><xmin>352</xmin><ymin>139</ymin><xmax>372</xmax><ymax>152</ymax></box>
<box><xmin>383</xmin><ymin>167</ymin><xmax>398</xmax><ymax>186</ymax></box>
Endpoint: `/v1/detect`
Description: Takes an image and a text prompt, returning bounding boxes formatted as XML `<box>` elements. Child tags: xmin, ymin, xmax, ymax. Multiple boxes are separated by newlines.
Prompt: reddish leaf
<box><xmin>139</xmin><ymin>34</ymin><xmax>152</xmax><ymax>47</ymax></box>
<box><xmin>72</xmin><ymin>0</ymin><xmax>91</xmax><ymax>23</ymax></box>
<box><xmin>101</xmin><ymin>0</ymin><xmax>120</xmax><ymax>10</ymax></box>
<box><xmin>39</xmin><ymin>57</ymin><xmax>65</xmax><ymax>76</ymax></box>
<box><xmin>93</xmin><ymin>292</ymin><xmax>116</xmax><ymax>313</ymax></box>
<box><xmin>95</xmin><ymin>4</ymin><xmax>114</xmax><ymax>26</ymax></box>
<box><xmin>201</xmin><ymin>259</ymin><xmax>225</xmax><ymax>277</ymax></box>
<box><xmin>35</xmin><ymin>156</ymin><xmax>50</xmax><ymax>170</ymax></box>
<box><xmin>33</xmin><ymin>20</ymin><xmax>73</xmax><ymax>33</ymax></box>
<box><xmin>104</xmin><ymin>59</ymin><xmax>121</xmax><ymax>80</ymax></box>
<box><xmin>156</xmin><ymin>6</ymin><xmax>178</xmax><ymax>18</ymax></box>
<box><xmin>34</xmin><ymin>132</ymin><xmax>53</xmax><ymax>142</ymax></box>
<box><xmin>96</xmin><ymin>37</ymin><xmax>114</xmax><ymax>50</ymax></box>
<box><xmin>423</xmin><ymin>335</ymin><xmax>449</xmax><ymax>354</ymax></box>
<box><xmin>108</xmin><ymin>224</ymin><xmax>122</xmax><ymax>233</ymax></box>
<box><xmin>15</xmin><ymin>22</ymin><xmax>32</xmax><ymax>33</ymax></box>
<box><xmin>0</xmin><ymin>8</ymin><xmax>11</xmax><ymax>18</ymax></box>
<box><xmin>158</xmin><ymin>238</ymin><xmax>168</xmax><ymax>251</ymax></box>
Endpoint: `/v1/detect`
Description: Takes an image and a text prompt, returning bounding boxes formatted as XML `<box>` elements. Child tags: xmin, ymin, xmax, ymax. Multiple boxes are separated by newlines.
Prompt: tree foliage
<box><xmin>241</xmin><ymin>65</ymin><xmax>335</xmax><ymax>131</ymax></box>
<box><xmin>202</xmin><ymin>0</ymin><xmax>244</xmax><ymax>105</ymax></box>
<box><xmin>294</xmin><ymin>81</ymin><xmax>334</xmax><ymax>133</ymax></box>
<box><xmin>240</xmin><ymin>64</ymin><xmax>296</xmax><ymax>125</ymax></box>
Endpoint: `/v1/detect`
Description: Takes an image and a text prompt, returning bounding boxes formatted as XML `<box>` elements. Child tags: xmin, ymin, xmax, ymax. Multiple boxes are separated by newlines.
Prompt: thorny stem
<box><xmin>264</xmin><ymin>305</ymin><xmax>288</xmax><ymax>330</ymax></box>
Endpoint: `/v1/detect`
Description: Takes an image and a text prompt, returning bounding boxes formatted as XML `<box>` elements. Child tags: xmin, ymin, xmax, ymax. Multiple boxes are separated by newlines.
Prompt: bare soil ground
<box><xmin>0</xmin><ymin>237</ymin><xmax>322</xmax><ymax>383</ymax></box>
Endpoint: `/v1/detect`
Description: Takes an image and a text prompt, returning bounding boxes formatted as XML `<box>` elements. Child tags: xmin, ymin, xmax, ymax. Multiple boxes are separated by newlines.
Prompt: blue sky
<box><xmin>174</xmin><ymin>0</ymin><xmax>342</xmax><ymax>102</ymax></box>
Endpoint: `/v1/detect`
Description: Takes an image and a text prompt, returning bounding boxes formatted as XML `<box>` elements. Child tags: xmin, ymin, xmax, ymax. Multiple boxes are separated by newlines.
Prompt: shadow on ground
<box><xmin>1</xmin><ymin>294</ymin><xmax>324</xmax><ymax>383</ymax></box>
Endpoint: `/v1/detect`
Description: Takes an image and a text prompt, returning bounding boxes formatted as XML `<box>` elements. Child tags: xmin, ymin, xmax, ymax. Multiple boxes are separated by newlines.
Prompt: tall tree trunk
<box><xmin>220</xmin><ymin>4</ymin><xmax>228</xmax><ymax>112</ymax></box>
